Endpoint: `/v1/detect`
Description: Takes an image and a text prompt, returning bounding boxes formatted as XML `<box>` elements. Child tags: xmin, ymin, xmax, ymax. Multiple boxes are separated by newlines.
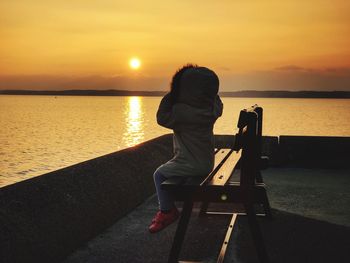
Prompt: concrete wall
<box><xmin>1</xmin><ymin>134</ymin><xmax>349</xmax><ymax>263</ymax></box>
<box><xmin>278</xmin><ymin>136</ymin><xmax>350</xmax><ymax>168</ymax></box>
<box><xmin>0</xmin><ymin>135</ymin><xmax>173</xmax><ymax>263</ymax></box>
<box><xmin>215</xmin><ymin>134</ymin><xmax>350</xmax><ymax>168</ymax></box>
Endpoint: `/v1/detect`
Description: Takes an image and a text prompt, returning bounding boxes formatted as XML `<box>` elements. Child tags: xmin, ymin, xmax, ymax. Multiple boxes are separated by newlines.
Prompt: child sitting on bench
<box><xmin>149</xmin><ymin>64</ymin><xmax>223</xmax><ymax>233</ymax></box>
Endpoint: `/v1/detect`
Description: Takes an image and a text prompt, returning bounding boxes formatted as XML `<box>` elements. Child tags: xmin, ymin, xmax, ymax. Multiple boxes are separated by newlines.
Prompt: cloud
<box><xmin>218</xmin><ymin>66</ymin><xmax>231</xmax><ymax>71</ymax></box>
<box><xmin>324</xmin><ymin>67</ymin><xmax>350</xmax><ymax>74</ymax></box>
<box><xmin>274</xmin><ymin>65</ymin><xmax>318</xmax><ymax>73</ymax></box>
<box><xmin>275</xmin><ymin>65</ymin><xmax>307</xmax><ymax>71</ymax></box>
<box><xmin>274</xmin><ymin>65</ymin><xmax>350</xmax><ymax>75</ymax></box>
<box><xmin>220</xmin><ymin>66</ymin><xmax>350</xmax><ymax>91</ymax></box>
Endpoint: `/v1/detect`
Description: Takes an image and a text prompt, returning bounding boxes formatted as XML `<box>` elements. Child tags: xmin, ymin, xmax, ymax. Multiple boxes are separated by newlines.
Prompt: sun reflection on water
<box><xmin>123</xmin><ymin>96</ymin><xmax>144</xmax><ymax>147</ymax></box>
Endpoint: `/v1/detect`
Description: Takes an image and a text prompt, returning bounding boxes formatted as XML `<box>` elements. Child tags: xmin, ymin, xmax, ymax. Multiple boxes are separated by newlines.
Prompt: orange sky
<box><xmin>1</xmin><ymin>0</ymin><xmax>350</xmax><ymax>91</ymax></box>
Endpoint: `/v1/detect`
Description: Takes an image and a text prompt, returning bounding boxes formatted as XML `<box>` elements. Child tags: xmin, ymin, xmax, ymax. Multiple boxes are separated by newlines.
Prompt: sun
<box><xmin>129</xmin><ymin>57</ymin><xmax>141</xmax><ymax>70</ymax></box>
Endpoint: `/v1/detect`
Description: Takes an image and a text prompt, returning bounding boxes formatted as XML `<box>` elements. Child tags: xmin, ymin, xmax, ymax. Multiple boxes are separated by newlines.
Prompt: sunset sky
<box><xmin>1</xmin><ymin>0</ymin><xmax>350</xmax><ymax>91</ymax></box>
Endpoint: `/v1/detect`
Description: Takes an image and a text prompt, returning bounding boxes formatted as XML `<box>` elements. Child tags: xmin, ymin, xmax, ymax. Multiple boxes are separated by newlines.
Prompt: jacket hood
<box><xmin>177</xmin><ymin>67</ymin><xmax>219</xmax><ymax>108</ymax></box>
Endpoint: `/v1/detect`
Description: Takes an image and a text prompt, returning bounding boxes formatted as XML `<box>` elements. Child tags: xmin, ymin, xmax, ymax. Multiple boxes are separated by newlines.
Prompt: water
<box><xmin>1</xmin><ymin>95</ymin><xmax>349</xmax><ymax>187</ymax></box>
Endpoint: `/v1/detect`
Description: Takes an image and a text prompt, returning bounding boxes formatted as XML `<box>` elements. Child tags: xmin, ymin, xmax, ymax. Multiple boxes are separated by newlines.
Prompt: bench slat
<box><xmin>200</xmin><ymin>148</ymin><xmax>232</xmax><ymax>186</ymax></box>
<box><xmin>207</xmin><ymin>150</ymin><xmax>242</xmax><ymax>186</ymax></box>
<box><xmin>214</xmin><ymin>149</ymin><xmax>231</xmax><ymax>169</ymax></box>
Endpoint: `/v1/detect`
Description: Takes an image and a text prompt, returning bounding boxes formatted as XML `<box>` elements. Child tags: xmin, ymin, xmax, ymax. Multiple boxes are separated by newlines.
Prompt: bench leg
<box><xmin>244</xmin><ymin>204</ymin><xmax>269</xmax><ymax>263</ymax></box>
<box><xmin>168</xmin><ymin>199</ymin><xmax>194</xmax><ymax>263</ymax></box>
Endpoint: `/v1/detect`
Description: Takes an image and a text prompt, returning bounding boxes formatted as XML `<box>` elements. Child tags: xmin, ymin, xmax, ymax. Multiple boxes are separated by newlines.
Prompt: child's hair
<box><xmin>170</xmin><ymin>63</ymin><xmax>198</xmax><ymax>103</ymax></box>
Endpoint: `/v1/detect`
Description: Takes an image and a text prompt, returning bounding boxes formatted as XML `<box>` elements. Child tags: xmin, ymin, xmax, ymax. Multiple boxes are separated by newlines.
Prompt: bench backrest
<box><xmin>162</xmin><ymin>105</ymin><xmax>264</xmax><ymax>190</ymax></box>
<box><xmin>201</xmin><ymin>105</ymin><xmax>264</xmax><ymax>187</ymax></box>
<box><xmin>234</xmin><ymin>105</ymin><xmax>263</xmax><ymax>187</ymax></box>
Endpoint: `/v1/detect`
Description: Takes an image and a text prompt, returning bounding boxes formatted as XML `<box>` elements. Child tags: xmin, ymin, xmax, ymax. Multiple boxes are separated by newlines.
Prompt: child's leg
<box><xmin>149</xmin><ymin>170</ymin><xmax>179</xmax><ymax>233</ymax></box>
<box><xmin>153</xmin><ymin>170</ymin><xmax>175</xmax><ymax>211</ymax></box>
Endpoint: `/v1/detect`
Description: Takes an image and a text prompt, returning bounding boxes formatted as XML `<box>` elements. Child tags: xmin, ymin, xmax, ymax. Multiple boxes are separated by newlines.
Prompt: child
<box><xmin>149</xmin><ymin>64</ymin><xmax>223</xmax><ymax>233</ymax></box>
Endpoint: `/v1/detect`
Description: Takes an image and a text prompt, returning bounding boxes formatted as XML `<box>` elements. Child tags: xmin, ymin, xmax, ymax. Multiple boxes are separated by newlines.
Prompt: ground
<box><xmin>63</xmin><ymin>168</ymin><xmax>350</xmax><ymax>263</ymax></box>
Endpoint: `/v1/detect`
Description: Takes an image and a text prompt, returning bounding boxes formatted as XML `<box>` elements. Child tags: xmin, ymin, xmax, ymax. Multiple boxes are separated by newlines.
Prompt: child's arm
<box><xmin>214</xmin><ymin>95</ymin><xmax>223</xmax><ymax>119</ymax></box>
<box><xmin>157</xmin><ymin>93</ymin><xmax>175</xmax><ymax>129</ymax></box>
<box><xmin>157</xmin><ymin>94</ymin><xmax>222</xmax><ymax>130</ymax></box>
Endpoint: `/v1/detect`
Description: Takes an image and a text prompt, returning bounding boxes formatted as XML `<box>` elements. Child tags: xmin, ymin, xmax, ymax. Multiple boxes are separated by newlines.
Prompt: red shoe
<box><xmin>149</xmin><ymin>207</ymin><xmax>180</xmax><ymax>233</ymax></box>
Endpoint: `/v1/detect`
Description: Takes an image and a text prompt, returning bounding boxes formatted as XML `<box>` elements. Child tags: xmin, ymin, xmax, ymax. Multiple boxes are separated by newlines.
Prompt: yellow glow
<box><xmin>0</xmin><ymin>1</ymin><xmax>349</xmax><ymax>90</ymax></box>
<box><xmin>129</xmin><ymin>58</ymin><xmax>141</xmax><ymax>70</ymax></box>
<box><xmin>123</xmin><ymin>97</ymin><xmax>144</xmax><ymax>147</ymax></box>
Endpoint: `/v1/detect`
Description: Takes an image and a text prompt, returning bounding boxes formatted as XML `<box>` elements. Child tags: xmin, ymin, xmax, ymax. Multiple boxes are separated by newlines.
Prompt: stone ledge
<box><xmin>0</xmin><ymin>134</ymin><xmax>173</xmax><ymax>263</ymax></box>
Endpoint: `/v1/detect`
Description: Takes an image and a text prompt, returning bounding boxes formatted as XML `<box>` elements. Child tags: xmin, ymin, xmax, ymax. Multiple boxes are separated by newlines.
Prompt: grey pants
<box><xmin>153</xmin><ymin>170</ymin><xmax>175</xmax><ymax>211</ymax></box>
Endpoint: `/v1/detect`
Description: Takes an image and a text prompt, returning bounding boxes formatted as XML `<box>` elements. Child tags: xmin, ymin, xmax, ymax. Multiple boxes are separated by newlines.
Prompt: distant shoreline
<box><xmin>0</xmin><ymin>89</ymin><xmax>349</xmax><ymax>98</ymax></box>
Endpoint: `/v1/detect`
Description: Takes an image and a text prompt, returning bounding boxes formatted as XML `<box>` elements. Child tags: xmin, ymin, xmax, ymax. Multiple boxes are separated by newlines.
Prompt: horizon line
<box><xmin>1</xmin><ymin>89</ymin><xmax>349</xmax><ymax>99</ymax></box>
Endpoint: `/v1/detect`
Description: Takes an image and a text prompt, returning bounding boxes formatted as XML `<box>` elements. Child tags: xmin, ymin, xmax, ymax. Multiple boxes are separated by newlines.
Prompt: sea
<box><xmin>1</xmin><ymin>95</ymin><xmax>350</xmax><ymax>187</ymax></box>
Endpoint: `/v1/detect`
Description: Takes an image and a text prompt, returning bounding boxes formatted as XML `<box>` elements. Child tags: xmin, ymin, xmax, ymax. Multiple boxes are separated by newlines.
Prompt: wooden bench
<box><xmin>162</xmin><ymin>105</ymin><xmax>271</xmax><ymax>263</ymax></box>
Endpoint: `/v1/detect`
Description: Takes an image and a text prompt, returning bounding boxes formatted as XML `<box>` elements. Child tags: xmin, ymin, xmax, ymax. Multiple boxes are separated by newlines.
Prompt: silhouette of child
<box><xmin>149</xmin><ymin>64</ymin><xmax>223</xmax><ymax>233</ymax></box>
